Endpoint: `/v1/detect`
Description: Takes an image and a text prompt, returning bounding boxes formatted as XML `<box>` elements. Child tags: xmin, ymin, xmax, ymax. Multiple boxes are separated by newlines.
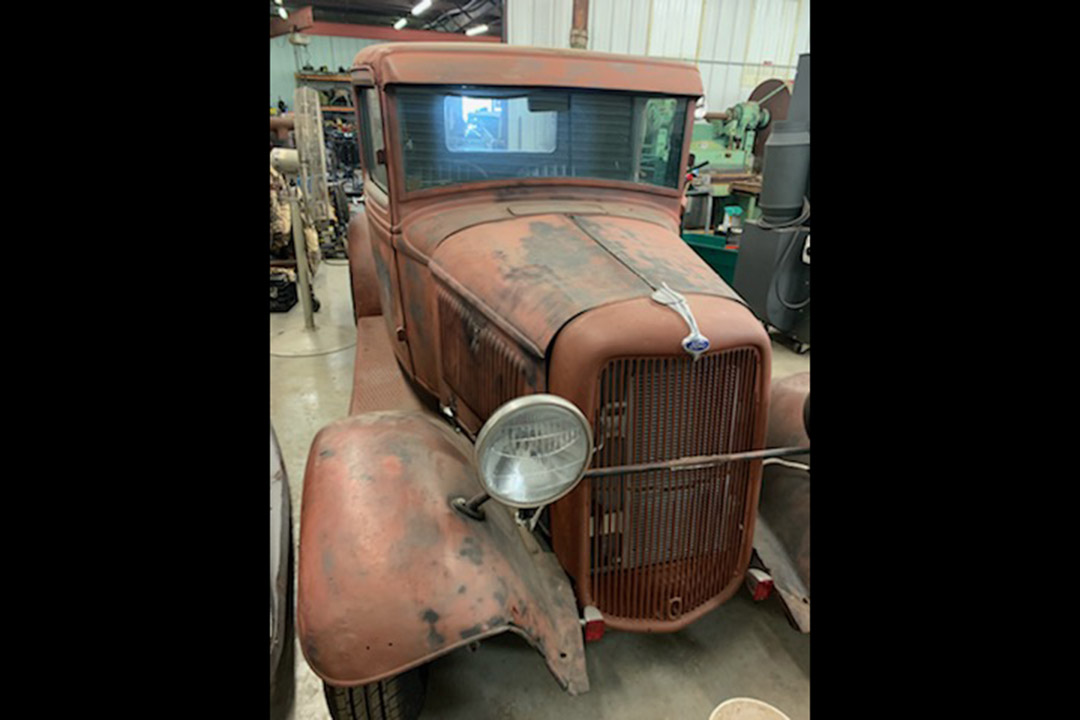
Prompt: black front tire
<box><xmin>270</xmin><ymin>534</ymin><xmax>295</xmax><ymax>720</ymax></box>
<box><xmin>323</xmin><ymin>667</ymin><xmax>427</xmax><ymax>720</ymax></box>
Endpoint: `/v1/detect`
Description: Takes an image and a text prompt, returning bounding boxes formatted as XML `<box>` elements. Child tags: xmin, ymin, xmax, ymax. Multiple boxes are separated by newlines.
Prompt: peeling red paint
<box><xmin>298</xmin><ymin>412</ymin><xmax>588</xmax><ymax>694</ymax></box>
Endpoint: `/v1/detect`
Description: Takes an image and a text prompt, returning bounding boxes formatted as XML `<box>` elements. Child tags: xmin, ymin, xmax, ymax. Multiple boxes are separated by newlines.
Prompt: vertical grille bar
<box><xmin>695</xmin><ymin>352</ymin><xmax>724</xmax><ymax>607</ymax></box>
<box><xmin>716</xmin><ymin>354</ymin><xmax>743</xmax><ymax>592</ymax></box>
<box><xmin>586</xmin><ymin>348</ymin><xmax>761</xmax><ymax>624</ymax></box>
<box><xmin>689</xmin><ymin>354</ymin><xmax>717</xmax><ymax>608</ymax></box>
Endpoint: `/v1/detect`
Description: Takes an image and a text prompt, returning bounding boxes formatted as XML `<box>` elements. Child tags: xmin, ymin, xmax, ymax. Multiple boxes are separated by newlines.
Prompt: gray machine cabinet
<box><xmin>733</xmin><ymin>224</ymin><xmax>810</xmax><ymax>344</ymax></box>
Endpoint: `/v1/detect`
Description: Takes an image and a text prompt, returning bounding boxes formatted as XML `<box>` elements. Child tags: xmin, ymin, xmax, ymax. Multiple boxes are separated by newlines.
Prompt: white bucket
<box><xmin>709</xmin><ymin>697</ymin><xmax>792</xmax><ymax>720</ymax></box>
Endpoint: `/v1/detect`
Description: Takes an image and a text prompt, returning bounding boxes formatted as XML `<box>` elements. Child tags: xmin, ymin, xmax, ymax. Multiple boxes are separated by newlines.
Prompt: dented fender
<box><xmin>297</xmin><ymin>411</ymin><xmax>589</xmax><ymax>694</ymax></box>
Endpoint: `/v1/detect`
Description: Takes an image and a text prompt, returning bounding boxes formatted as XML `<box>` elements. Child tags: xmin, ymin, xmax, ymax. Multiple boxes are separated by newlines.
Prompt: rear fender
<box><xmin>347</xmin><ymin>210</ymin><xmax>382</xmax><ymax>318</ymax></box>
<box><xmin>758</xmin><ymin>372</ymin><xmax>810</xmax><ymax>631</ymax></box>
<box><xmin>297</xmin><ymin>411</ymin><xmax>589</xmax><ymax>694</ymax></box>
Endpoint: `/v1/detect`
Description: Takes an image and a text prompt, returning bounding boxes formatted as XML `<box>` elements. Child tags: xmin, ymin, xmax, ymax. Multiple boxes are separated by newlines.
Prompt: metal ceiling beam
<box><xmin>305</xmin><ymin>21</ymin><xmax>501</xmax><ymax>42</ymax></box>
<box><xmin>270</xmin><ymin>3</ymin><xmax>502</xmax><ymax>41</ymax></box>
<box><xmin>270</xmin><ymin>6</ymin><xmax>314</xmax><ymax>38</ymax></box>
<box><xmin>301</xmin><ymin>0</ymin><xmax>415</xmax><ymax>10</ymax></box>
<box><xmin>424</xmin><ymin>0</ymin><xmax>500</xmax><ymax>32</ymax></box>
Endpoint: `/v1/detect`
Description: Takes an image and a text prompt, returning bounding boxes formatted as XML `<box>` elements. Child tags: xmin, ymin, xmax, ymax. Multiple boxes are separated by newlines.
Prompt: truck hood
<box><xmin>428</xmin><ymin>212</ymin><xmax>742</xmax><ymax>357</ymax></box>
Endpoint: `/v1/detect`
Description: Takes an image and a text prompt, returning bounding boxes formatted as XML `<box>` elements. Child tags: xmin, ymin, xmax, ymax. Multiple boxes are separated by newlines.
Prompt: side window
<box><xmin>357</xmin><ymin>87</ymin><xmax>388</xmax><ymax>191</ymax></box>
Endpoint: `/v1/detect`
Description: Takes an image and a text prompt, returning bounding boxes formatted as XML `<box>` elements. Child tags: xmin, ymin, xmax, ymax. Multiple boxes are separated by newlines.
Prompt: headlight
<box><xmin>475</xmin><ymin>395</ymin><xmax>593</xmax><ymax>509</ymax></box>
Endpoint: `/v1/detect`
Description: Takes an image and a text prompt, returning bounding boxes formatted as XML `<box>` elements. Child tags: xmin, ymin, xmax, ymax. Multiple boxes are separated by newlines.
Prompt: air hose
<box><xmin>762</xmin><ymin>197</ymin><xmax>810</xmax><ymax>311</ymax></box>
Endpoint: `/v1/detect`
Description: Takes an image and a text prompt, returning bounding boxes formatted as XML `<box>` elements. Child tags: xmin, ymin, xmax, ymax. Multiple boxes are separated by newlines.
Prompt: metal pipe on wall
<box><xmin>570</xmin><ymin>0</ymin><xmax>589</xmax><ymax>49</ymax></box>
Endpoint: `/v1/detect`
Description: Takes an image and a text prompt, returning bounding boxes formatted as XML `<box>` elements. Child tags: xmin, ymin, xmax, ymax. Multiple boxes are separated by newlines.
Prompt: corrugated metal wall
<box><xmin>508</xmin><ymin>0</ymin><xmax>809</xmax><ymax>111</ymax></box>
<box><xmin>270</xmin><ymin>1</ymin><xmax>808</xmax><ymax>111</ymax></box>
<box><xmin>270</xmin><ymin>35</ymin><xmax>385</xmax><ymax>108</ymax></box>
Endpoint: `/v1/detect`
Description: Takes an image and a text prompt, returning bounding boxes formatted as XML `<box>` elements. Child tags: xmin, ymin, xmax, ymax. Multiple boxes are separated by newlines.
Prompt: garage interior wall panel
<box><xmin>589</xmin><ymin>0</ymin><xmax>651</xmax><ymax>55</ymax></box>
<box><xmin>508</xmin><ymin>0</ymin><xmax>574</xmax><ymax>48</ymax></box>
<box><xmin>509</xmin><ymin>0</ymin><xmax>810</xmax><ymax>111</ymax></box>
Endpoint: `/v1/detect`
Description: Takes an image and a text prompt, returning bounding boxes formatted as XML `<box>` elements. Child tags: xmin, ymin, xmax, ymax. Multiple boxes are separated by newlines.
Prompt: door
<box><xmin>356</xmin><ymin>84</ymin><xmax>413</xmax><ymax>375</ymax></box>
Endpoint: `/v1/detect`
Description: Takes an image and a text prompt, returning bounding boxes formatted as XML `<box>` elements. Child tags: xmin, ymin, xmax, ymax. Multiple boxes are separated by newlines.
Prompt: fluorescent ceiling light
<box><xmin>411</xmin><ymin>0</ymin><xmax>432</xmax><ymax>16</ymax></box>
<box><xmin>394</xmin><ymin>17</ymin><xmax>408</xmax><ymax>30</ymax></box>
<box><xmin>278</xmin><ymin>7</ymin><xmax>288</xmax><ymax>19</ymax></box>
<box><xmin>274</xmin><ymin>0</ymin><xmax>283</xmax><ymax>5</ymax></box>
<box><xmin>465</xmin><ymin>24</ymin><xmax>488</xmax><ymax>36</ymax></box>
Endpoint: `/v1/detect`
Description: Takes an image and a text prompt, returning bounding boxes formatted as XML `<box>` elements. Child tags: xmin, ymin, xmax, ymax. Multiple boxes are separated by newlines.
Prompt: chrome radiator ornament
<box><xmin>651</xmin><ymin>283</ymin><xmax>710</xmax><ymax>360</ymax></box>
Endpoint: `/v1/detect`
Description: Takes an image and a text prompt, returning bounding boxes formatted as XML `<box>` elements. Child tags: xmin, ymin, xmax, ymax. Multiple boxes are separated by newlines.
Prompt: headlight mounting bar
<box><xmin>582</xmin><ymin>445</ymin><xmax>810</xmax><ymax>478</ymax></box>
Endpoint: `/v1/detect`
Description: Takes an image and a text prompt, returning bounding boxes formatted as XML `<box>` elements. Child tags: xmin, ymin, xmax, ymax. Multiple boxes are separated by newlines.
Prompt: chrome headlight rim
<box><xmin>474</xmin><ymin>394</ymin><xmax>593</xmax><ymax>509</ymax></box>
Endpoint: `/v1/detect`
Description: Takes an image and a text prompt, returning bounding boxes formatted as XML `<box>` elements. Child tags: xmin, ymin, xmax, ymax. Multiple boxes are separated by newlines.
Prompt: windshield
<box><xmin>394</xmin><ymin>85</ymin><xmax>689</xmax><ymax>192</ymax></box>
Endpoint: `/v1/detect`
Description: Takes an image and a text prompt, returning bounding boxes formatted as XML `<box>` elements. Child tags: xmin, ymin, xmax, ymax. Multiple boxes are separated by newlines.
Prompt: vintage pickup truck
<box><xmin>297</xmin><ymin>42</ymin><xmax>804</xmax><ymax>720</ymax></box>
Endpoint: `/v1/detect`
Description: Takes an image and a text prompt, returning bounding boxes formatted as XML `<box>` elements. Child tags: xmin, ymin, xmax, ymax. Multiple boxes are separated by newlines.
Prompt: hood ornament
<box><xmin>651</xmin><ymin>283</ymin><xmax>710</xmax><ymax>360</ymax></box>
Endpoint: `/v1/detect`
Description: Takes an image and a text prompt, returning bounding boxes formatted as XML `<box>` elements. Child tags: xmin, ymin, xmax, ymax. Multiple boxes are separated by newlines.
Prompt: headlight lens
<box><xmin>475</xmin><ymin>395</ymin><xmax>593</xmax><ymax>508</ymax></box>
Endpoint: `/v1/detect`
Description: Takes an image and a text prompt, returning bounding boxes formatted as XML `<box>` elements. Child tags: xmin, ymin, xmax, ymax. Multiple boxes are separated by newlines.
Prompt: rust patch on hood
<box><xmin>400</xmin><ymin>195</ymin><xmax>679</xmax><ymax>261</ymax></box>
<box><xmin>429</xmin><ymin>213</ymin><xmax>741</xmax><ymax>354</ymax></box>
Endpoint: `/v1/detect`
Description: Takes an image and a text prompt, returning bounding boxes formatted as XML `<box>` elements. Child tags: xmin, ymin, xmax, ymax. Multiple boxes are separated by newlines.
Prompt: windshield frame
<box><xmin>383</xmin><ymin>83</ymin><xmax>697</xmax><ymax>202</ymax></box>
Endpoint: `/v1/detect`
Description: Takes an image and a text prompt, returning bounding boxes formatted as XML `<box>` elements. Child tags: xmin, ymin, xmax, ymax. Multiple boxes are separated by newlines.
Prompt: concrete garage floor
<box><xmin>271</xmin><ymin>261</ymin><xmax>810</xmax><ymax>720</ymax></box>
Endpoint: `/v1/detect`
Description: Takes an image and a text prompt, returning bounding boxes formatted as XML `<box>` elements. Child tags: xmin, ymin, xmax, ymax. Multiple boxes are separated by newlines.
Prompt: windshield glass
<box><xmin>394</xmin><ymin>85</ymin><xmax>689</xmax><ymax>192</ymax></box>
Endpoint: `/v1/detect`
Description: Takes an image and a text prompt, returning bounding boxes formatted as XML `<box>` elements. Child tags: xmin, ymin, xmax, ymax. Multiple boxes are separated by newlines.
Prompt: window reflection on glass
<box><xmin>637</xmin><ymin>98</ymin><xmax>678</xmax><ymax>186</ymax></box>
<box><xmin>444</xmin><ymin>96</ymin><xmax>557</xmax><ymax>153</ymax></box>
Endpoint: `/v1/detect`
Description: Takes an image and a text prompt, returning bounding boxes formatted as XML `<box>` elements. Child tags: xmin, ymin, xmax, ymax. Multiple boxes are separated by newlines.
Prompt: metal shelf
<box><xmin>295</xmin><ymin>73</ymin><xmax>351</xmax><ymax>83</ymax></box>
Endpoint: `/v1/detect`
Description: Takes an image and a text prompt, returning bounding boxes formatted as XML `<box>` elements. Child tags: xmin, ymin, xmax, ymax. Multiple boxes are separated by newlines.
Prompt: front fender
<box><xmin>297</xmin><ymin>411</ymin><xmax>589</xmax><ymax>694</ymax></box>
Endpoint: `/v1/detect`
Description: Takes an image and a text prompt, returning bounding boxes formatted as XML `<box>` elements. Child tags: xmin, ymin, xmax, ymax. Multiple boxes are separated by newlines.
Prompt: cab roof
<box><xmin>351</xmin><ymin>42</ymin><xmax>703</xmax><ymax>96</ymax></box>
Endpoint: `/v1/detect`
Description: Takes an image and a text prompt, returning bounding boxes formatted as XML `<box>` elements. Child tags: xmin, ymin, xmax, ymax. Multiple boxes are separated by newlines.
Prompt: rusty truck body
<box><xmin>297</xmin><ymin>42</ymin><xmax>784</xmax><ymax>720</ymax></box>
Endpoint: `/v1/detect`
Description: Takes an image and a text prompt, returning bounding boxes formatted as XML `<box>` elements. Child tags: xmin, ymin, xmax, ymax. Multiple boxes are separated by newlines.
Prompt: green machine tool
<box><xmin>685</xmin><ymin>79</ymin><xmax>791</xmax><ymax>227</ymax></box>
<box><xmin>691</xmin><ymin>99</ymin><xmax>769</xmax><ymax>175</ymax></box>
<box><xmin>690</xmin><ymin>79</ymin><xmax>791</xmax><ymax>176</ymax></box>
<box><xmin>683</xmin><ymin>79</ymin><xmax>791</xmax><ymax>283</ymax></box>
